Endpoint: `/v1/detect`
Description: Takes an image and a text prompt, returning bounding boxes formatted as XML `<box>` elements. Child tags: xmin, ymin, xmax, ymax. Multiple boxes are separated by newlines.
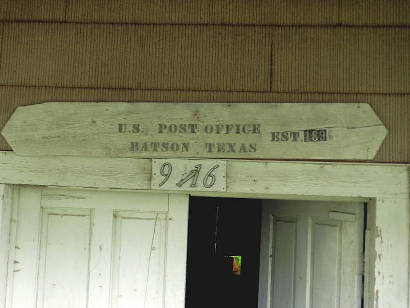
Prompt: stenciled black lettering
<box><xmin>130</xmin><ymin>142</ymin><xmax>138</xmax><ymax>151</ymax></box>
<box><xmin>140</xmin><ymin>142</ymin><xmax>148</xmax><ymax>151</ymax></box>
<box><xmin>170</xmin><ymin>143</ymin><xmax>179</xmax><ymax>151</ymax></box>
<box><xmin>227</xmin><ymin>143</ymin><xmax>236</xmax><ymax>152</ymax></box>
<box><xmin>271</xmin><ymin>132</ymin><xmax>280</xmax><ymax>141</ymax></box>
<box><xmin>252</xmin><ymin>124</ymin><xmax>261</xmax><ymax>134</ymax></box>
<box><xmin>181</xmin><ymin>143</ymin><xmax>190</xmax><ymax>152</ymax></box>
<box><xmin>239</xmin><ymin>144</ymin><xmax>248</xmax><ymax>153</ymax></box>
<box><xmin>205</xmin><ymin>143</ymin><xmax>215</xmax><ymax>153</ymax></box>
<box><xmin>249</xmin><ymin>144</ymin><xmax>257</xmax><ymax>152</ymax></box>
<box><xmin>188</xmin><ymin>124</ymin><xmax>199</xmax><ymax>133</ymax></box>
<box><xmin>217</xmin><ymin>143</ymin><xmax>225</xmax><ymax>152</ymax></box>
<box><xmin>291</xmin><ymin>132</ymin><xmax>300</xmax><ymax>141</ymax></box>
<box><xmin>281</xmin><ymin>132</ymin><xmax>289</xmax><ymax>141</ymax></box>
<box><xmin>151</xmin><ymin>142</ymin><xmax>160</xmax><ymax>152</ymax></box>
<box><xmin>158</xmin><ymin>124</ymin><xmax>167</xmax><ymax>133</ymax></box>
<box><xmin>168</xmin><ymin>124</ymin><xmax>177</xmax><ymax>133</ymax></box>
<box><xmin>225</xmin><ymin>124</ymin><xmax>234</xmax><ymax>134</ymax></box>
<box><xmin>161</xmin><ymin>142</ymin><xmax>169</xmax><ymax>151</ymax></box>
<box><xmin>119</xmin><ymin>124</ymin><xmax>127</xmax><ymax>133</ymax></box>
<box><xmin>204</xmin><ymin>124</ymin><xmax>214</xmax><ymax>134</ymax></box>
<box><xmin>132</xmin><ymin>124</ymin><xmax>141</xmax><ymax>133</ymax></box>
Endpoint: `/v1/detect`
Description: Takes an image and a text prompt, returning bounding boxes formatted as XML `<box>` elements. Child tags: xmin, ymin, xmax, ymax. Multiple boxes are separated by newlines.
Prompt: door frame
<box><xmin>0</xmin><ymin>151</ymin><xmax>408</xmax><ymax>308</ymax></box>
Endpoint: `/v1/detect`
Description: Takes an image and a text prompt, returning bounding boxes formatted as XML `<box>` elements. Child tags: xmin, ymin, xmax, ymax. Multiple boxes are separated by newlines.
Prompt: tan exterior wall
<box><xmin>0</xmin><ymin>1</ymin><xmax>409</xmax><ymax>162</ymax></box>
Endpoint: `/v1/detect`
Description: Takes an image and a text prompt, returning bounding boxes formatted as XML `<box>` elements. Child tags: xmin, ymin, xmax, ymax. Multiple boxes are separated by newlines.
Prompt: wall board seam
<box><xmin>0</xmin><ymin>24</ymin><xmax>4</xmax><ymax>76</ymax></box>
<box><xmin>0</xmin><ymin>84</ymin><xmax>409</xmax><ymax>96</ymax></box>
<box><xmin>1</xmin><ymin>20</ymin><xmax>410</xmax><ymax>29</ymax></box>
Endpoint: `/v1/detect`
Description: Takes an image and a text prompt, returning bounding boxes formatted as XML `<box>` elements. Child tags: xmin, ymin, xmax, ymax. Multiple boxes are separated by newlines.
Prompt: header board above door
<box><xmin>1</xmin><ymin>103</ymin><xmax>387</xmax><ymax>160</ymax></box>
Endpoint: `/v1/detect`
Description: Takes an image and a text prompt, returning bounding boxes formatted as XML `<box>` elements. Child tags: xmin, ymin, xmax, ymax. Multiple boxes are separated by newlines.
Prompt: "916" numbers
<box><xmin>152</xmin><ymin>159</ymin><xmax>227</xmax><ymax>192</ymax></box>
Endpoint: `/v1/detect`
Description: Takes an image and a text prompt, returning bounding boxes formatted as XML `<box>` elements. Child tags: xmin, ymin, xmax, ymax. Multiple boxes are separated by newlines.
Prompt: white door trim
<box><xmin>0</xmin><ymin>151</ymin><xmax>408</xmax><ymax>308</ymax></box>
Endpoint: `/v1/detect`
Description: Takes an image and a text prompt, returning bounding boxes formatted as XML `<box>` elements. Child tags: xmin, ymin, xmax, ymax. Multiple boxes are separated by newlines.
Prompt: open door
<box><xmin>185</xmin><ymin>197</ymin><xmax>262</xmax><ymax>308</ymax></box>
<box><xmin>259</xmin><ymin>200</ymin><xmax>364</xmax><ymax>308</ymax></box>
<box><xmin>6</xmin><ymin>187</ymin><xmax>188</xmax><ymax>308</ymax></box>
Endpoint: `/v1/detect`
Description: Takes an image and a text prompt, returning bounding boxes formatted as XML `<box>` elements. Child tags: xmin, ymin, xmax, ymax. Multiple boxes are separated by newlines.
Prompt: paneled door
<box><xmin>6</xmin><ymin>187</ymin><xmax>188</xmax><ymax>308</ymax></box>
<box><xmin>258</xmin><ymin>200</ymin><xmax>364</xmax><ymax>308</ymax></box>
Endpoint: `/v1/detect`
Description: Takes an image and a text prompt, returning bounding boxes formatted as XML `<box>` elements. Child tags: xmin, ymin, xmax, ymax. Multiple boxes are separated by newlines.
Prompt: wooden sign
<box><xmin>1</xmin><ymin>103</ymin><xmax>387</xmax><ymax>160</ymax></box>
<box><xmin>151</xmin><ymin>159</ymin><xmax>226</xmax><ymax>192</ymax></box>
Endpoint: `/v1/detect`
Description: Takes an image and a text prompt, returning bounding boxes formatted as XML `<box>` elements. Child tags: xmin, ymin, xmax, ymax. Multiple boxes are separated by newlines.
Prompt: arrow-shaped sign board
<box><xmin>1</xmin><ymin>103</ymin><xmax>387</xmax><ymax>160</ymax></box>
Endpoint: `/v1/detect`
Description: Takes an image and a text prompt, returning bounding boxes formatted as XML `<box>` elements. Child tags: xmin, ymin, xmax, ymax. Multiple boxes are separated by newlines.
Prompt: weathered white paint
<box><xmin>5</xmin><ymin>187</ymin><xmax>189</xmax><ymax>308</ymax></box>
<box><xmin>152</xmin><ymin>158</ymin><xmax>226</xmax><ymax>192</ymax></box>
<box><xmin>0</xmin><ymin>152</ymin><xmax>408</xmax><ymax>308</ymax></box>
<box><xmin>0</xmin><ymin>152</ymin><xmax>407</xmax><ymax>198</ymax></box>
<box><xmin>0</xmin><ymin>184</ymin><xmax>12</xmax><ymax>308</ymax></box>
<box><xmin>259</xmin><ymin>200</ymin><xmax>364</xmax><ymax>308</ymax></box>
<box><xmin>1</xmin><ymin>102</ymin><xmax>387</xmax><ymax>160</ymax></box>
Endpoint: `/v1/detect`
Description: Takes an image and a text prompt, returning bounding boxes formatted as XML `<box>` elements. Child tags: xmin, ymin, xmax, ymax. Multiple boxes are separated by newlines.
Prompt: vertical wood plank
<box><xmin>87</xmin><ymin>208</ymin><xmax>113</xmax><ymax>308</ymax></box>
<box><xmin>294</xmin><ymin>216</ymin><xmax>312</xmax><ymax>308</ymax></box>
<box><xmin>311</xmin><ymin>223</ymin><xmax>341</xmax><ymax>308</ymax></box>
<box><xmin>0</xmin><ymin>185</ymin><xmax>13</xmax><ymax>307</ymax></box>
<box><xmin>110</xmin><ymin>212</ymin><xmax>167</xmax><ymax>308</ymax></box>
<box><xmin>271</xmin><ymin>220</ymin><xmax>296</xmax><ymax>308</ymax></box>
<box><xmin>165</xmin><ymin>194</ymin><xmax>189</xmax><ymax>308</ymax></box>
<box><xmin>373</xmin><ymin>196</ymin><xmax>409</xmax><ymax>308</ymax></box>
<box><xmin>258</xmin><ymin>204</ymin><xmax>273</xmax><ymax>308</ymax></box>
<box><xmin>9</xmin><ymin>187</ymin><xmax>41</xmax><ymax>308</ymax></box>
<box><xmin>36</xmin><ymin>209</ymin><xmax>91</xmax><ymax>308</ymax></box>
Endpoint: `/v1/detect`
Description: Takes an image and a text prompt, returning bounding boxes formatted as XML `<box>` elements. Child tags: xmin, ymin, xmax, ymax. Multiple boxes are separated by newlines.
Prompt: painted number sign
<box><xmin>1</xmin><ymin>103</ymin><xmax>387</xmax><ymax>160</ymax></box>
<box><xmin>151</xmin><ymin>159</ymin><xmax>227</xmax><ymax>192</ymax></box>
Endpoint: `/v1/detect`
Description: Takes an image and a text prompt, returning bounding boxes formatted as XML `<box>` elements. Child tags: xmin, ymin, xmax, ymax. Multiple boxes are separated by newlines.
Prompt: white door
<box><xmin>258</xmin><ymin>200</ymin><xmax>364</xmax><ymax>308</ymax></box>
<box><xmin>6</xmin><ymin>187</ymin><xmax>188</xmax><ymax>308</ymax></box>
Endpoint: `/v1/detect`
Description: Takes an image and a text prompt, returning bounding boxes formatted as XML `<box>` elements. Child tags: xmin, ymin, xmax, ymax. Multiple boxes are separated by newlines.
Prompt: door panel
<box><xmin>37</xmin><ymin>208</ymin><xmax>92</xmax><ymax>308</ymax></box>
<box><xmin>110</xmin><ymin>212</ymin><xmax>167</xmax><ymax>308</ymax></box>
<box><xmin>259</xmin><ymin>200</ymin><xmax>364</xmax><ymax>308</ymax></box>
<box><xmin>7</xmin><ymin>187</ymin><xmax>188</xmax><ymax>308</ymax></box>
<box><xmin>271</xmin><ymin>220</ymin><xmax>297</xmax><ymax>308</ymax></box>
<box><xmin>311</xmin><ymin>223</ymin><xmax>341</xmax><ymax>308</ymax></box>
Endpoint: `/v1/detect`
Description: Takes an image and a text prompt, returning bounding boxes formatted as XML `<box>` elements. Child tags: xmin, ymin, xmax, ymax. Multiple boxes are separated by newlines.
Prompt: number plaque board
<box><xmin>151</xmin><ymin>159</ymin><xmax>227</xmax><ymax>192</ymax></box>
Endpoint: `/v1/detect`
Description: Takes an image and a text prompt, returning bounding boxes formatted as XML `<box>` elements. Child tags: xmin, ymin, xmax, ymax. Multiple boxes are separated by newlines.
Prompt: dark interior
<box><xmin>185</xmin><ymin>197</ymin><xmax>262</xmax><ymax>308</ymax></box>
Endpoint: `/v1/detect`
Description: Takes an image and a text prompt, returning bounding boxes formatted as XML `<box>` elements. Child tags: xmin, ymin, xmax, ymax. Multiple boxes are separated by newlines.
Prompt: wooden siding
<box><xmin>0</xmin><ymin>1</ymin><xmax>409</xmax><ymax>162</ymax></box>
<box><xmin>0</xmin><ymin>0</ymin><xmax>410</xmax><ymax>25</ymax></box>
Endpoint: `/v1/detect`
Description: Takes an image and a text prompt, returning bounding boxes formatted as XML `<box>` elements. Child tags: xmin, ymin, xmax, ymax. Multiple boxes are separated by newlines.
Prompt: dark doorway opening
<box><xmin>185</xmin><ymin>197</ymin><xmax>262</xmax><ymax>308</ymax></box>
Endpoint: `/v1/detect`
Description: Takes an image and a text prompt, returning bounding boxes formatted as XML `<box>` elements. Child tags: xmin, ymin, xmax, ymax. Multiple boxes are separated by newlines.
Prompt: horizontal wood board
<box><xmin>0</xmin><ymin>151</ymin><xmax>407</xmax><ymax>199</ymax></box>
<box><xmin>0</xmin><ymin>24</ymin><xmax>409</xmax><ymax>93</ymax></box>
<box><xmin>1</xmin><ymin>102</ymin><xmax>387</xmax><ymax>160</ymax></box>
<box><xmin>0</xmin><ymin>22</ymin><xmax>408</xmax><ymax>162</ymax></box>
<box><xmin>0</xmin><ymin>87</ymin><xmax>408</xmax><ymax>163</ymax></box>
<box><xmin>0</xmin><ymin>0</ymin><xmax>409</xmax><ymax>25</ymax></box>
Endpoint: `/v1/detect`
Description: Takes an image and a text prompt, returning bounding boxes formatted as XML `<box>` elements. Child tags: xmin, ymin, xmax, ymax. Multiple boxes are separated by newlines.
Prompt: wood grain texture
<box><xmin>0</xmin><ymin>0</ymin><xmax>66</xmax><ymax>22</ymax></box>
<box><xmin>0</xmin><ymin>23</ymin><xmax>270</xmax><ymax>91</ymax></box>
<box><xmin>0</xmin><ymin>151</ymin><xmax>151</xmax><ymax>190</ymax></box>
<box><xmin>1</xmin><ymin>102</ymin><xmax>387</xmax><ymax>160</ymax></box>
<box><xmin>0</xmin><ymin>87</ymin><xmax>407</xmax><ymax>163</ymax></box>
<box><xmin>0</xmin><ymin>184</ymin><xmax>13</xmax><ymax>308</ymax></box>
<box><xmin>0</xmin><ymin>24</ymin><xmax>409</xmax><ymax>94</ymax></box>
<box><xmin>271</xmin><ymin>27</ymin><xmax>410</xmax><ymax>93</ymax></box>
<box><xmin>0</xmin><ymin>151</ymin><xmax>407</xmax><ymax>198</ymax></box>
<box><xmin>65</xmin><ymin>0</ymin><xmax>339</xmax><ymax>25</ymax></box>
<box><xmin>0</xmin><ymin>0</ymin><xmax>409</xmax><ymax>25</ymax></box>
